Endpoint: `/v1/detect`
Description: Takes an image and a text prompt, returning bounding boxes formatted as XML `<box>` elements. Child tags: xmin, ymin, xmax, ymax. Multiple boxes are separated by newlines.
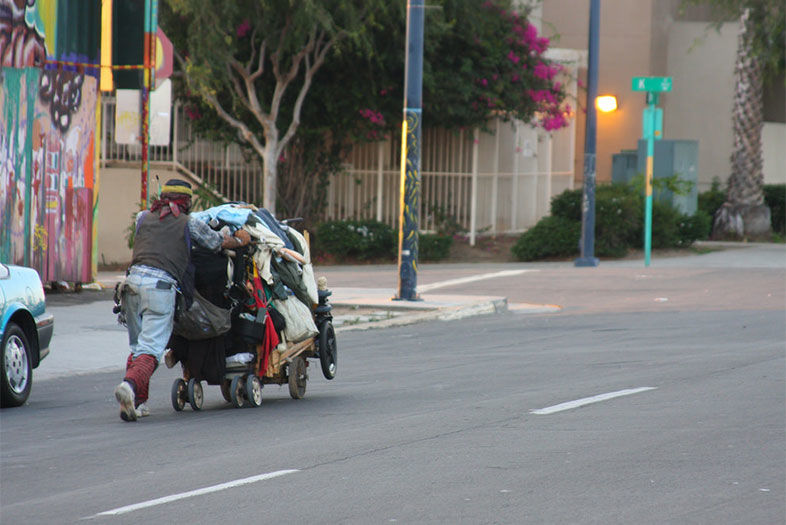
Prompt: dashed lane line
<box><xmin>419</xmin><ymin>269</ymin><xmax>538</xmax><ymax>293</ymax></box>
<box><xmin>530</xmin><ymin>387</ymin><xmax>657</xmax><ymax>415</ymax></box>
<box><xmin>90</xmin><ymin>469</ymin><xmax>299</xmax><ymax>518</ymax></box>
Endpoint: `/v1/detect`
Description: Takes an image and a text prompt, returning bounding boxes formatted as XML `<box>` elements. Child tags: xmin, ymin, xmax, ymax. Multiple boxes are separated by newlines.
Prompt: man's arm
<box><xmin>188</xmin><ymin>218</ymin><xmax>251</xmax><ymax>252</ymax></box>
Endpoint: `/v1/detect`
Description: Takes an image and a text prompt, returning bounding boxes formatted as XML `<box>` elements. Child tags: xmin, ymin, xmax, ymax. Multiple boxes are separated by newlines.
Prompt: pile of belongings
<box><xmin>169</xmin><ymin>203</ymin><xmax>319</xmax><ymax>383</ymax></box>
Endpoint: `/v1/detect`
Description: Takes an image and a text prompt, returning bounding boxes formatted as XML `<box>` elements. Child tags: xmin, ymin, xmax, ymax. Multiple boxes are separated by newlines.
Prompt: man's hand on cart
<box><xmin>221</xmin><ymin>229</ymin><xmax>252</xmax><ymax>250</ymax></box>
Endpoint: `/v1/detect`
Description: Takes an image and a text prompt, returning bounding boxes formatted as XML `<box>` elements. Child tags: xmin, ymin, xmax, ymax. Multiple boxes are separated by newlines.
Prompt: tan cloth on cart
<box><xmin>285</xmin><ymin>228</ymin><xmax>319</xmax><ymax>305</ymax></box>
<box><xmin>273</xmin><ymin>297</ymin><xmax>318</xmax><ymax>342</ymax></box>
<box><xmin>244</xmin><ymin>222</ymin><xmax>285</xmax><ymax>284</ymax></box>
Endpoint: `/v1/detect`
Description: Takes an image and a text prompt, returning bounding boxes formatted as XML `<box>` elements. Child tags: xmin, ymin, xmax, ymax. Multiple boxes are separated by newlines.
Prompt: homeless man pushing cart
<box><xmin>113</xmin><ymin>179</ymin><xmax>251</xmax><ymax>422</ymax></box>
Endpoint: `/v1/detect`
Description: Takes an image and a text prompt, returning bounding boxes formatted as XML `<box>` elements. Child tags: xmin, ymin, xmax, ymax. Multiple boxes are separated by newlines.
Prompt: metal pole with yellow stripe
<box><xmin>141</xmin><ymin>0</ymin><xmax>159</xmax><ymax>208</ymax></box>
<box><xmin>632</xmin><ymin>76</ymin><xmax>670</xmax><ymax>267</ymax></box>
<box><xmin>396</xmin><ymin>0</ymin><xmax>424</xmax><ymax>301</ymax></box>
<box><xmin>643</xmin><ymin>95</ymin><xmax>657</xmax><ymax>267</ymax></box>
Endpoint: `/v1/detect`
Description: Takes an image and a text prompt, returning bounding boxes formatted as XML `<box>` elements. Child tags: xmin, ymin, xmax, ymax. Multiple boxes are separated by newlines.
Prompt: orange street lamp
<box><xmin>596</xmin><ymin>95</ymin><xmax>618</xmax><ymax>113</ymax></box>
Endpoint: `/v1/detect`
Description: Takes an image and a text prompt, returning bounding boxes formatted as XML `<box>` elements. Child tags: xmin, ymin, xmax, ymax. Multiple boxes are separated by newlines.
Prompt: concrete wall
<box><xmin>664</xmin><ymin>21</ymin><xmax>737</xmax><ymax>191</ymax></box>
<box><xmin>541</xmin><ymin>0</ymin><xmax>656</xmax><ymax>185</ymax></box>
<box><xmin>95</xmin><ymin>167</ymin><xmax>137</xmax><ymax>267</ymax></box>
<box><xmin>763</xmin><ymin>123</ymin><xmax>786</xmax><ymax>185</ymax></box>
<box><xmin>96</xmin><ymin>166</ymin><xmax>177</xmax><ymax>267</ymax></box>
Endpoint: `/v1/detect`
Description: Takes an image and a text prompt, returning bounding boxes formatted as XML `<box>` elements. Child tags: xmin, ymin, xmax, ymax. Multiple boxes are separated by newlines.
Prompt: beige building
<box><xmin>538</xmin><ymin>0</ymin><xmax>785</xmax><ymax>190</ymax></box>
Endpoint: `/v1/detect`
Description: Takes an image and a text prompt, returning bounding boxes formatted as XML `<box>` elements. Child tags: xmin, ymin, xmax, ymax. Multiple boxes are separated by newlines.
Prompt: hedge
<box><xmin>419</xmin><ymin>233</ymin><xmax>453</xmax><ymax>261</ymax></box>
<box><xmin>314</xmin><ymin>220</ymin><xmax>395</xmax><ymax>261</ymax></box>
<box><xmin>764</xmin><ymin>184</ymin><xmax>785</xmax><ymax>234</ymax></box>
<box><xmin>513</xmin><ymin>184</ymin><xmax>709</xmax><ymax>261</ymax></box>
<box><xmin>511</xmin><ymin>215</ymin><xmax>580</xmax><ymax>261</ymax></box>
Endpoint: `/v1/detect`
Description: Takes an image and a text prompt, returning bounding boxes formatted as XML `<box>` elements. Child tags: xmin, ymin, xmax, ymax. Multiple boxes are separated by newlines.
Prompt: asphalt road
<box><xmin>2</xmin><ymin>305</ymin><xmax>783</xmax><ymax>523</ymax></box>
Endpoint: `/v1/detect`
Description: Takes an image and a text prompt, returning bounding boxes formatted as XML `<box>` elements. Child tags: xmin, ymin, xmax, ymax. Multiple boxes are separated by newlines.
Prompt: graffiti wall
<box><xmin>0</xmin><ymin>0</ymin><xmax>98</xmax><ymax>283</ymax></box>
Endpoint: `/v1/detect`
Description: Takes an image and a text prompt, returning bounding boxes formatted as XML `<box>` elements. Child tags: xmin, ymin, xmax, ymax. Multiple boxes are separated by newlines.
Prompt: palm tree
<box><xmin>712</xmin><ymin>6</ymin><xmax>771</xmax><ymax>238</ymax></box>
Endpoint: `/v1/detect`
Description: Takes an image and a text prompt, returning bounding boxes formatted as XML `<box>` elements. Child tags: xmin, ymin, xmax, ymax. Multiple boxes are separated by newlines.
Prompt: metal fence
<box><xmin>101</xmin><ymin>98</ymin><xmax>263</xmax><ymax>203</ymax></box>
<box><xmin>330</xmin><ymin>121</ymin><xmax>575</xmax><ymax>238</ymax></box>
<box><xmin>101</xmin><ymin>98</ymin><xmax>574</xmax><ymax>238</ymax></box>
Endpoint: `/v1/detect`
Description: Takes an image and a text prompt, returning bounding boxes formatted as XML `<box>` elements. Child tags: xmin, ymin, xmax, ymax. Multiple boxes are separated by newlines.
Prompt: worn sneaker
<box><xmin>136</xmin><ymin>402</ymin><xmax>150</xmax><ymax>417</ymax></box>
<box><xmin>164</xmin><ymin>349</ymin><xmax>177</xmax><ymax>369</ymax></box>
<box><xmin>114</xmin><ymin>381</ymin><xmax>138</xmax><ymax>422</ymax></box>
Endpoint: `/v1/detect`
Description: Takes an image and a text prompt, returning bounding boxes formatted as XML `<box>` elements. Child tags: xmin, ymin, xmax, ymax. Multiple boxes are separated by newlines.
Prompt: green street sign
<box><xmin>632</xmin><ymin>76</ymin><xmax>672</xmax><ymax>92</ymax></box>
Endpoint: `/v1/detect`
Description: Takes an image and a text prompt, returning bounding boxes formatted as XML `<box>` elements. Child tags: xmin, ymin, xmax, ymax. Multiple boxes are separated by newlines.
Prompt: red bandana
<box><xmin>150</xmin><ymin>195</ymin><xmax>191</xmax><ymax>219</ymax></box>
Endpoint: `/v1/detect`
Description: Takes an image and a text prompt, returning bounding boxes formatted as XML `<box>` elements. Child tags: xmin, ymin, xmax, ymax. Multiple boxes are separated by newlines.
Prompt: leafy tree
<box><xmin>164</xmin><ymin>0</ymin><xmax>388</xmax><ymax>215</ymax></box>
<box><xmin>285</xmin><ymin>0</ymin><xmax>569</xmax><ymax>221</ymax></box>
<box><xmin>162</xmin><ymin>0</ymin><xmax>569</xmax><ymax>220</ymax></box>
<box><xmin>683</xmin><ymin>0</ymin><xmax>785</xmax><ymax>239</ymax></box>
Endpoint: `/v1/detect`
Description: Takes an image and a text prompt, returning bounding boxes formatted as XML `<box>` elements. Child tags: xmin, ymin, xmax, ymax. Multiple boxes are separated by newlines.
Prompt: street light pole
<box><xmin>396</xmin><ymin>0</ymin><xmax>424</xmax><ymax>300</ymax></box>
<box><xmin>575</xmin><ymin>0</ymin><xmax>600</xmax><ymax>267</ymax></box>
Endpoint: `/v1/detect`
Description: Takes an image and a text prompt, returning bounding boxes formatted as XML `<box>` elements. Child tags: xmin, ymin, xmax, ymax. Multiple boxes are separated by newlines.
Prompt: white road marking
<box><xmin>92</xmin><ymin>469</ymin><xmax>298</xmax><ymax>517</ymax></box>
<box><xmin>419</xmin><ymin>269</ymin><xmax>538</xmax><ymax>293</ymax></box>
<box><xmin>530</xmin><ymin>387</ymin><xmax>656</xmax><ymax>415</ymax></box>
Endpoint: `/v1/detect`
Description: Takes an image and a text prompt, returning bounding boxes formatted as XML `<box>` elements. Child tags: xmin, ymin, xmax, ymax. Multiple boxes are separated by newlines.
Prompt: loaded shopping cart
<box><xmin>166</xmin><ymin>204</ymin><xmax>337</xmax><ymax>411</ymax></box>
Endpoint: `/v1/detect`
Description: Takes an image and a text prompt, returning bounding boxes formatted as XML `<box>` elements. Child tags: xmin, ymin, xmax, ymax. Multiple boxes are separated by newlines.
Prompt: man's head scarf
<box><xmin>150</xmin><ymin>178</ymin><xmax>193</xmax><ymax>219</ymax></box>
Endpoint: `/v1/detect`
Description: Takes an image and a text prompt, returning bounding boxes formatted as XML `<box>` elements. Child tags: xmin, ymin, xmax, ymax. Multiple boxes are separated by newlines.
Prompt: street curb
<box><xmin>334</xmin><ymin>297</ymin><xmax>508</xmax><ymax>332</ymax></box>
<box><xmin>508</xmin><ymin>302</ymin><xmax>562</xmax><ymax>314</ymax></box>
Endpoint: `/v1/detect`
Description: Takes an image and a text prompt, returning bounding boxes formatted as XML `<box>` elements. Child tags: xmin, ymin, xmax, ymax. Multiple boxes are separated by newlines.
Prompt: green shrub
<box><xmin>628</xmin><ymin>172</ymin><xmax>695</xmax><ymax>197</ymax></box>
<box><xmin>677</xmin><ymin>210</ymin><xmax>712</xmax><ymax>247</ymax></box>
<box><xmin>551</xmin><ymin>185</ymin><xmax>642</xmax><ymax>257</ymax></box>
<box><xmin>648</xmin><ymin>201</ymin><xmax>682</xmax><ymax>249</ymax></box>
<box><xmin>595</xmin><ymin>184</ymin><xmax>642</xmax><ymax>257</ymax></box>
<box><xmin>511</xmin><ymin>215</ymin><xmax>580</xmax><ymax>261</ymax></box>
<box><xmin>698</xmin><ymin>177</ymin><xmax>726</xmax><ymax>224</ymax></box>
<box><xmin>764</xmin><ymin>184</ymin><xmax>785</xmax><ymax>234</ymax></box>
<box><xmin>314</xmin><ymin>220</ymin><xmax>395</xmax><ymax>260</ymax></box>
<box><xmin>419</xmin><ymin>233</ymin><xmax>453</xmax><ymax>261</ymax></box>
<box><xmin>542</xmin><ymin>184</ymin><xmax>711</xmax><ymax>260</ymax></box>
<box><xmin>550</xmin><ymin>188</ymin><xmax>582</xmax><ymax>221</ymax></box>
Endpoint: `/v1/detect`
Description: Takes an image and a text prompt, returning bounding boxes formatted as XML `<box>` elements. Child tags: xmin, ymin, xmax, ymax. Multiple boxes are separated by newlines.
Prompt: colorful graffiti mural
<box><xmin>0</xmin><ymin>0</ymin><xmax>98</xmax><ymax>283</ymax></box>
<box><xmin>0</xmin><ymin>0</ymin><xmax>47</xmax><ymax>68</ymax></box>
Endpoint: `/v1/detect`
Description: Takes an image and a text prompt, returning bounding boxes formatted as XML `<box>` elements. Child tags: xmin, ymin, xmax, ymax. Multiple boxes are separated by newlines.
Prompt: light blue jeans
<box><xmin>122</xmin><ymin>266</ymin><xmax>177</xmax><ymax>362</ymax></box>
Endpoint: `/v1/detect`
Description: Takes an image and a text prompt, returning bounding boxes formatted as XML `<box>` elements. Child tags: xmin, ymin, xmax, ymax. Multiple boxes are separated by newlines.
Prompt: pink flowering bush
<box><xmin>412</xmin><ymin>0</ymin><xmax>570</xmax><ymax>131</ymax></box>
<box><xmin>346</xmin><ymin>0</ymin><xmax>570</xmax><ymax>139</ymax></box>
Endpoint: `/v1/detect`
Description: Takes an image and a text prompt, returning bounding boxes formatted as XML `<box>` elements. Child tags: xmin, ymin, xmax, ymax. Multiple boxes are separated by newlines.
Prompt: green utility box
<box><xmin>611</xmin><ymin>150</ymin><xmax>639</xmax><ymax>185</ymax></box>
<box><xmin>636</xmin><ymin>139</ymin><xmax>698</xmax><ymax>215</ymax></box>
<box><xmin>612</xmin><ymin>140</ymin><xmax>698</xmax><ymax>215</ymax></box>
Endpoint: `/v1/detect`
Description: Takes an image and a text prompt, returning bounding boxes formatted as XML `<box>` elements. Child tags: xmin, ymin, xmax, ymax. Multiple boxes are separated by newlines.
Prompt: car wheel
<box><xmin>1</xmin><ymin>322</ymin><xmax>33</xmax><ymax>408</ymax></box>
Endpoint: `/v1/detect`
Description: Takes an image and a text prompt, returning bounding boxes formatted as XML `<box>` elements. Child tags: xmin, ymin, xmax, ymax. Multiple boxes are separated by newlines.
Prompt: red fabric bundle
<box><xmin>250</xmin><ymin>263</ymin><xmax>279</xmax><ymax>376</ymax></box>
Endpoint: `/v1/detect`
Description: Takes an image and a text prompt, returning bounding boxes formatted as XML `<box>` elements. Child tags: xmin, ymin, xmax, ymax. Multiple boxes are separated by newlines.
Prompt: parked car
<box><xmin>1</xmin><ymin>264</ymin><xmax>54</xmax><ymax>407</ymax></box>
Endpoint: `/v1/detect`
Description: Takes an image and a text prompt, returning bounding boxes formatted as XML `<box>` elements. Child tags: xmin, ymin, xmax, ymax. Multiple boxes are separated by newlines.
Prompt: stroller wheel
<box><xmin>171</xmin><ymin>378</ymin><xmax>186</xmax><ymax>411</ymax></box>
<box><xmin>220</xmin><ymin>380</ymin><xmax>232</xmax><ymax>402</ymax></box>
<box><xmin>318</xmin><ymin>321</ymin><xmax>338</xmax><ymax>380</ymax></box>
<box><xmin>187</xmin><ymin>378</ymin><xmax>203</xmax><ymax>411</ymax></box>
<box><xmin>230</xmin><ymin>375</ymin><xmax>246</xmax><ymax>408</ymax></box>
<box><xmin>245</xmin><ymin>375</ymin><xmax>263</xmax><ymax>407</ymax></box>
<box><xmin>288</xmin><ymin>356</ymin><xmax>307</xmax><ymax>399</ymax></box>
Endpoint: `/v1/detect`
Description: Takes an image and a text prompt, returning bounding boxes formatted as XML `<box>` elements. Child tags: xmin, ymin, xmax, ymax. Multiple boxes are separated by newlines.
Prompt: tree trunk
<box><xmin>712</xmin><ymin>7</ymin><xmax>771</xmax><ymax>239</ymax></box>
<box><xmin>261</xmin><ymin>127</ymin><xmax>279</xmax><ymax>216</ymax></box>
